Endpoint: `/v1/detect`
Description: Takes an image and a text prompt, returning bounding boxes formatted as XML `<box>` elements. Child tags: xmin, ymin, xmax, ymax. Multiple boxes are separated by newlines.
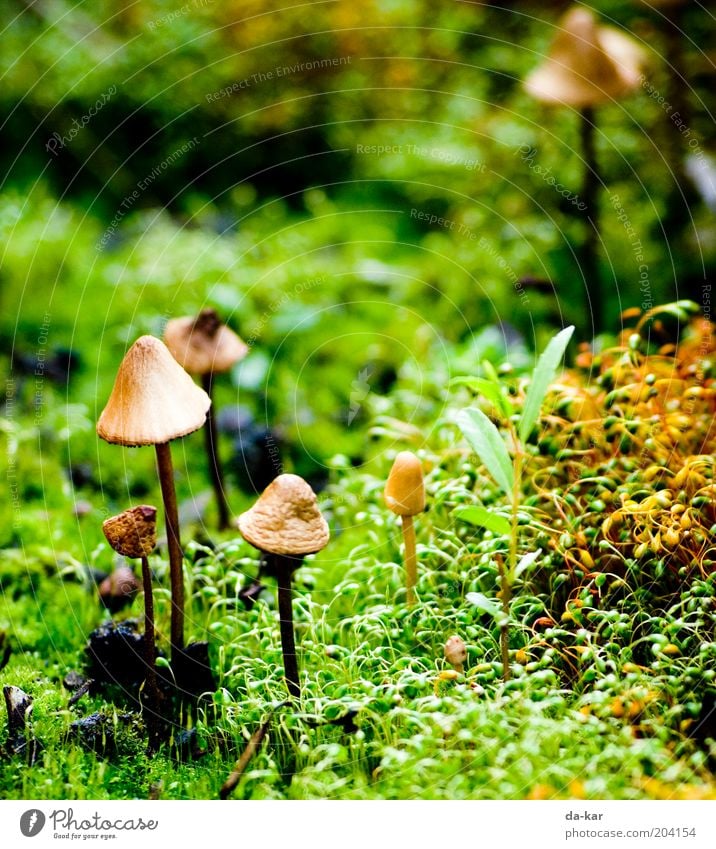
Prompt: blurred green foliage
<box><xmin>2</xmin><ymin>0</ymin><xmax>715</xmax><ymax>534</ymax></box>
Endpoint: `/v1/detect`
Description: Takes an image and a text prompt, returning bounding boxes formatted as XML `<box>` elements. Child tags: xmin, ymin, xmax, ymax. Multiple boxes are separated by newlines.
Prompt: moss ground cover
<box><xmin>2</xmin><ymin>302</ymin><xmax>716</xmax><ymax>800</ymax></box>
<box><xmin>2</xmin><ymin>0</ymin><xmax>715</xmax><ymax>803</ymax></box>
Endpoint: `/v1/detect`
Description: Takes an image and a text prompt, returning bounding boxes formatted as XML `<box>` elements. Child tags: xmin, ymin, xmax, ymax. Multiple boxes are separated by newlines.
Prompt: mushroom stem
<box><xmin>402</xmin><ymin>514</ymin><xmax>417</xmax><ymax>606</ymax></box>
<box><xmin>580</xmin><ymin>106</ymin><xmax>602</xmax><ymax>334</ymax></box>
<box><xmin>200</xmin><ymin>373</ymin><xmax>231</xmax><ymax>531</ymax></box>
<box><xmin>155</xmin><ymin>441</ymin><xmax>185</xmax><ymax>659</ymax></box>
<box><xmin>271</xmin><ymin>555</ymin><xmax>301</xmax><ymax>699</ymax></box>
<box><xmin>140</xmin><ymin>555</ymin><xmax>161</xmax><ymax>751</ymax></box>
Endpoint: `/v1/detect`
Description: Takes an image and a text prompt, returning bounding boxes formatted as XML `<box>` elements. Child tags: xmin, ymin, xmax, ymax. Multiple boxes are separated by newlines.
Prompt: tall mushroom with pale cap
<box><xmin>384</xmin><ymin>451</ymin><xmax>425</xmax><ymax>606</ymax></box>
<box><xmin>524</xmin><ymin>7</ymin><xmax>645</xmax><ymax>332</ymax></box>
<box><xmin>238</xmin><ymin>474</ymin><xmax>329</xmax><ymax>699</ymax></box>
<box><xmin>97</xmin><ymin>335</ymin><xmax>210</xmax><ymax>664</ymax></box>
<box><xmin>102</xmin><ymin>505</ymin><xmax>161</xmax><ymax>750</ymax></box>
<box><xmin>164</xmin><ymin>308</ymin><xmax>248</xmax><ymax>531</ymax></box>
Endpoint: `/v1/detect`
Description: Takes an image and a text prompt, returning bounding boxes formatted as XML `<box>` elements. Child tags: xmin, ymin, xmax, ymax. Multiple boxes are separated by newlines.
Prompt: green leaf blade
<box><xmin>450</xmin><ymin>376</ymin><xmax>513</xmax><ymax>418</ymax></box>
<box><xmin>454</xmin><ymin>506</ymin><xmax>511</xmax><ymax>536</ymax></box>
<box><xmin>456</xmin><ymin>407</ymin><xmax>514</xmax><ymax>499</ymax></box>
<box><xmin>466</xmin><ymin>592</ymin><xmax>501</xmax><ymax>619</ymax></box>
<box><xmin>518</xmin><ymin>325</ymin><xmax>575</xmax><ymax>444</ymax></box>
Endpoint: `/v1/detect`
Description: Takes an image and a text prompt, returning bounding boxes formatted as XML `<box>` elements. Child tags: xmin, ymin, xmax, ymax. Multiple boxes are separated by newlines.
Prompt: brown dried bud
<box><xmin>102</xmin><ymin>505</ymin><xmax>157</xmax><ymax>559</ymax></box>
<box><xmin>444</xmin><ymin>635</ymin><xmax>467</xmax><ymax>671</ymax></box>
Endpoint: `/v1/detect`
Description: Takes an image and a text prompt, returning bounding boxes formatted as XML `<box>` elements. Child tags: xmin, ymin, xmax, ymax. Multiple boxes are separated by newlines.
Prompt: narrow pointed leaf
<box><xmin>514</xmin><ymin>550</ymin><xmax>540</xmax><ymax>579</ymax></box>
<box><xmin>456</xmin><ymin>407</ymin><xmax>513</xmax><ymax>498</ymax></box>
<box><xmin>454</xmin><ymin>506</ymin><xmax>511</xmax><ymax>537</ymax></box>
<box><xmin>466</xmin><ymin>592</ymin><xmax>501</xmax><ymax>619</ymax></box>
<box><xmin>449</xmin><ymin>377</ymin><xmax>513</xmax><ymax>418</ymax></box>
<box><xmin>518</xmin><ymin>326</ymin><xmax>575</xmax><ymax>444</ymax></box>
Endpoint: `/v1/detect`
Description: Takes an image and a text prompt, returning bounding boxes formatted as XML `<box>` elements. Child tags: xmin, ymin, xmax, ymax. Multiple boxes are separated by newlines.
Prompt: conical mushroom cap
<box><xmin>238</xmin><ymin>474</ymin><xmax>330</xmax><ymax>556</ymax></box>
<box><xmin>164</xmin><ymin>309</ymin><xmax>249</xmax><ymax>375</ymax></box>
<box><xmin>384</xmin><ymin>451</ymin><xmax>425</xmax><ymax>517</ymax></box>
<box><xmin>525</xmin><ymin>8</ymin><xmax>645</xmax><ymax>107</ymax></box>
<box><xmin>97</xmin><ymin>335</ymin><xmax>211</xmax><ymax>446</ymax></box>
<box><xmin>102</xmin><ymin>505</ymin><xmax>157</xmax><ymax>558</ymax></box>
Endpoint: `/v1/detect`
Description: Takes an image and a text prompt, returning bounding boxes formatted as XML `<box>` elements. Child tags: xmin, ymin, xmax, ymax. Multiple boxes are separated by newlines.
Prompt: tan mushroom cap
<box><xmin>97</xmin><ymin>335</ymin><xmax>211</xmax><ymax>447</ymax></box>
<box><xmin>525</xmin><ymin>8</ymin><xmax>646</xmax><ymax>108</ymax></box>
<box><xmin>238</xmin><ymin>474</ymin><xmax>330</xmax><ymax>556</ymax></box>
<box><xmin>102</xmin><ymin>505</ymin><xmax>158</xmax><ymax>558</ymax></box>
<box><xmin>384</xmin><ymin>451</ymin><xmax>425</xmax><ymax>517</ymax></box>
<box><xmin>164</xmin><ymin>308</ymin><xmax>249</xmax><ymax>376</ymax></box>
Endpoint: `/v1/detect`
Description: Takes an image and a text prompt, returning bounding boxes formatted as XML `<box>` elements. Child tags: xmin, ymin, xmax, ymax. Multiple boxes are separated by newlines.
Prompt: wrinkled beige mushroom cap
<box><xmin>102</xmin><ymin>505</ymin><xmax>157</xmax><ymax>558</ymax></box>
<box><xmin>97</xmin><ymin>335</ymin><xmax>211</xmax><ymax>446</ymax></box>
<box><xmin>164</xmin><ymin>309</ymin><xmax>248</xmax><ymax>376</ymax></box>
<box><xmin>525</xmin><ymin>8</ymin><xmax>646</xmax><ymax>107</ymax></box>
<box><xmin>384</xmin><ymin>451</ymin><xmax>426</xmax><ymax>517</ymax></box>
<box><xmin>238</xmin><ymin>474</ymin><xmax>330</xmax><ymax>556</ymax></box>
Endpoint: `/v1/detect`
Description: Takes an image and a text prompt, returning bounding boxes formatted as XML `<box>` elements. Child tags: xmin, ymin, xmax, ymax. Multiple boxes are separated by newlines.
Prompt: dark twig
<box><xmin>67</xmin><ymin>679</ymin><xmax>94</xmax><ymax>708</ymax></box>
<box><xmin>219</xmin><ymin>716</ymin><xmax>273</xmax><ymax>799</ymax></box>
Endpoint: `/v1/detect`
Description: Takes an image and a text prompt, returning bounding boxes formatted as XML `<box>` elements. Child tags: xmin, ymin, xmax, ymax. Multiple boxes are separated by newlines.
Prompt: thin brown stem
<box><xmin>140</xmin><ymin>555</ymin><xmax>161</xmax><ymax>752</ymax></box>
<box><xmin>155</xmin><ymin>441</ymin><xmax>184</xmax><ymax>660</ymax></box>
<box><xmin>273</xmin><ymin>555</ymin><xmax>302</xmax><ymax>699</ymax></box>
<box><xmin>502</xmin><ymin>436</ymin><xmax>524</xmax><ymax>684</ymax></box>
<box><xmin>402</xmin><ymin>514</ymin><xmax>417</xmax><ymax>606</ymax></box>
<box><xmin>496</xmin><ymin>554</ymin><xmax>511</xmax><ymax>683</ymax></box>
<box><xmin>201</xmin><ymin>373</ymin><xmax>231</xmax><ymax>531</ymax></box>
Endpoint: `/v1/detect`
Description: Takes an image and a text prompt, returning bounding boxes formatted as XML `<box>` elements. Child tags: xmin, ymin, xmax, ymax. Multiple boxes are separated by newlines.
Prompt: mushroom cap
<box><xmin>238</xmin><ymin>473</ymin><xmax>330</xmax><ymax>556</ymax></box>
<box><xmin>164</xmin><ymin>309</ymin><xmax>248</xmax><ymax>375</ymax></box>
<box><xmin>97</xmin><ymin>335</ymin><xmax>211</xmax><ymax>446</ymax></box>
<box><xmin>102</xmin><ymin>505</ymin><xmax>158</xmax><ymax>558</ymax></box>
<box><xmin>525</xmin><ymin>8</ymin><xmax>645</xmax><ymax>107</ymax></box>
<box><xmin>384</xmin><ymin>451</ymin><xmax>426</xmax><ymax>517</ymax></box>
<box><xmin>444</xmin><ymin>635</ymin><xmax>467</xmax><ymax>667</ymax></box>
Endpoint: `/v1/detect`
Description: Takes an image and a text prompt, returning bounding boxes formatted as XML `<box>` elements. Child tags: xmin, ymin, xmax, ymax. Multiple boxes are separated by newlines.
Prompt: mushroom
<box><xmin>164</xmin><ymin>309</ymin><xmax>248</xmax><ymax>530</ymax></box>
<box><xmin>384</xmin><ymin>451</ymin><xmax>426</xmax><ymax>606</ymax></box>
<box><xmin>524</xmin><ymin>7</ymin><xmax>645</xmax><ymax>332</ymax></box>
<box><xmin>238</xmin><ymin>474</ymin><xmax>329</xmax><ymax>699</ymax></box>
<box><xmin>97</xmin><ymin>335</ymin><xmax>210</xmax><ymax>662</ymax></box>
<box><xmin>444</xmin><ymin>635</ymin><xmax>467</xmax><ymax>673</ymax></box>
<box><xmin>102</xmin><ymin>505</ymin><xmax>161</xmax><ymax>750</ymax></box>
<box><xmin>98</xmin><ymin>566</ymin><xmax>140</xmax><ymax>613</ymax></box>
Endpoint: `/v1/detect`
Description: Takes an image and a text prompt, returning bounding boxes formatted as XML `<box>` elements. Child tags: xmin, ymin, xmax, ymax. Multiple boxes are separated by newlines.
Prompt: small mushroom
<box><xmin>238</xmin><ymin>474</ymin><xmax>329</xmax><ymax>699</ymax></box>
<box><xmin>384</xmin><ymin>452</ymin><xmax>425</xmax><ymax>606</ymax></box>
<box><xmin>524</xmin><ymin>7</ymin><xmax>645</xmax><ymax>332</ymax></box>
<box><xmin>444</xmin><ymin>635</ymin><xmax>467</xmax><ymax>673</ymax></box>
<box><xmin>164</xmin><ymin>309</ymin><xmax>249</xmax><ymax>530</ymax></box>
<box><xmin>97</xmin><ymin>335</ymin><xmax>210</xmax><ymax>662</ymax></box>
<box><xmin>102</xmin><ymin>505</ymin><xmax>161</xmax><ymax>750</ymax></box>
<box><xmin>98</xmin><ymin>566</ymin><xmax>140</xmax><ymax>613</ymax></box>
